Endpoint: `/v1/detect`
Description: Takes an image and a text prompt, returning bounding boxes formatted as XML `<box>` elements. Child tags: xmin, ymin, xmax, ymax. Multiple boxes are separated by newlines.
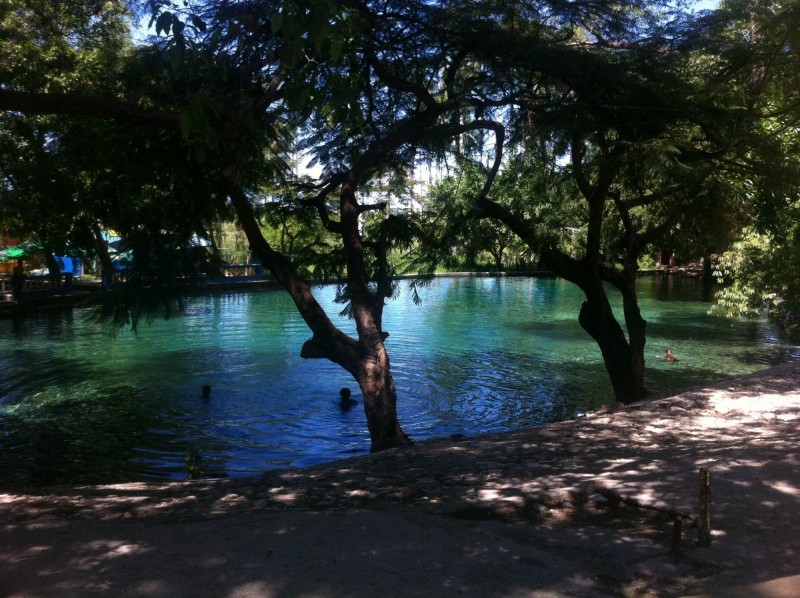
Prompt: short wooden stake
<box><xmin>670</xmin><ymin>517</ymin><xmax>683</xmax><ymax>561</ymax></box>
<box><xmin>698</xmin><ymin>468</ymin><xmax>711</xmax><ymax>547</ymax></box>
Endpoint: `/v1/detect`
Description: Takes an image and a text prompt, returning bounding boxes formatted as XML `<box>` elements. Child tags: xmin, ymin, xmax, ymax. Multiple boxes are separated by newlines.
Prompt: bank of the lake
<box><xmin>2</xmin><ymin>360</ymin><xmax>799</xmax><ymax>597</ymax></box>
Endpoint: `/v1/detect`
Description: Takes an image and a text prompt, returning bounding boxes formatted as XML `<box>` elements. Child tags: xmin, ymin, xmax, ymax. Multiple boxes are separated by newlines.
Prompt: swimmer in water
<box><xmin>665</xmin><ymin>348</ymin><xmax>678</xmax><ymax>363</ymax></box>
<box><xmin>339</xmin><ymin>387</ymin><xmax>357</xmax><ymax>410</ymax></box>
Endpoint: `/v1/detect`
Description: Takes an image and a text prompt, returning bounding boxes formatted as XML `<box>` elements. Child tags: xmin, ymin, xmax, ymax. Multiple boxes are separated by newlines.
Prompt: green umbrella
<box><xmin>0</xmin><ymin>241</ymin><xmax>42</xmax><ymax>260</ymax></box>
<box><xmin>18</xmin><ymin>240</ymin><xmax>43</xmax><ymax>252</ymax></box>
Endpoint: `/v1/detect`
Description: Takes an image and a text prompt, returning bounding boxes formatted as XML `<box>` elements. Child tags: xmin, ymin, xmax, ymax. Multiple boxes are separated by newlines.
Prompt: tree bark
<box><xmin>355</xmin><ymin>332</ymin><xmax>409</xmax><ymax>452</ymax></box>
<box><xmin>619</xmin><ymin>279</ymin><xmax>648</xmax><ymax>399</ymax></box>
<box><xmin>601</xmin><ymin>257</ymin><xmax>649</xmax><ymax>402</ymax></box>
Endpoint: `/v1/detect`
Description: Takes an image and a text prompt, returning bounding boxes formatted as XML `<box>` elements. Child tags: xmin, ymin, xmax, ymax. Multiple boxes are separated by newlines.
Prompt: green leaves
<box><xmin>190</xmin><ymin>15</ymin><xmax>206</xmax><ymax>33</ymax></box>
<box><xmin>271</xmin><ymin>12</ymin><xmax>284</xmax><ymax>34</ymax></box>
<box><xmin>712</xmin><ymin>228</ymin><xmax>779</xmax><ymax>318</ymax></box>
<box><xmin>155</xmin><ymin>11</ymin><xmax>174</xmax><ymax>36</ymax></box>
<box><xmin>154</xmin><ymin>10</ymin><xmax>204</xmax><ymax>38</ymax></box>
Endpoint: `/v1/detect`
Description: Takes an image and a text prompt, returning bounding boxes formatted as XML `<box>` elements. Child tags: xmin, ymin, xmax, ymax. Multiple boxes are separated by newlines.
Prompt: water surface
<box><xmin>0</xmin><ymin>275</ymin><xmax>796</xmax><ymax>485</ymax></box>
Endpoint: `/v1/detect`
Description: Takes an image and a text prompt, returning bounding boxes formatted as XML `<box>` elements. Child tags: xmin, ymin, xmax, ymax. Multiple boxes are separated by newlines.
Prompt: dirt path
<box><xmin>2</xmin><ymin>362</ymin><xmax>799</xmax><ymax>597</ymax></box>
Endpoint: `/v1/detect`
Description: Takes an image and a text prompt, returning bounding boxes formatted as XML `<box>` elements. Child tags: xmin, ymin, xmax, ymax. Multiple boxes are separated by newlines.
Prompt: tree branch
<box><xmin>358</xmin><ymin>201</ymin><xmax>387</xmax><ymax>214</ymax></box>
<box><xmin>226</xmin><ymin>181</ymin><xmax>359</xmax><ymax>369</ymax></box>
<box><xmin>454</xmin><ymin>119</ymin><xmax>505</xmax><ymax>204</ymax></box>
<box><xmin>619</xmin><ymin>182</ymin><xmax>684</xmax><ymax>210</ymax></box>
<box><xmin>0</xmin><ymin>89</ymin><xmax>180</xmax><ymax>128</ymax></box>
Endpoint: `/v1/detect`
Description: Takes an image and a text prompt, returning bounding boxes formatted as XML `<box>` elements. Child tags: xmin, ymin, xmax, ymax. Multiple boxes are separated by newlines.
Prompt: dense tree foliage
<box><xmin>709</xmin><ymin>0</ymin><xmax>800</xmax><ymax>338</ymax></box>
<box><xmin>0</xmin><ymin>1</ymin><xmax>133</xmax><ymax>278</ymax></box>
<box><xmin>424</xmin><ymin>168</ymin><xmax>503</xmax><ymax>272</ymax></box>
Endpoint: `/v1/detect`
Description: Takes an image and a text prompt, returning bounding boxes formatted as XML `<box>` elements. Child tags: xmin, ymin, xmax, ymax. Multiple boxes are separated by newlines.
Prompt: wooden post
<box><xmin>670</xmin><ymin>517</ymin><xmax>683</xmax><ymax>561</ymax></box>
<box><xmin>698</xmin><ymin>468</ymin><xmax>711</xmax><ymax>546</ymax></box>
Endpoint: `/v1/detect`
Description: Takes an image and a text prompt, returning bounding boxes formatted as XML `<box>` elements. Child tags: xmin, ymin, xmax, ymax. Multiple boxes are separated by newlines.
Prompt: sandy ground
<box><xmin>2</xmin><ymin>361</ymin><xmax>800</xmax><ymax>597</ymax></box>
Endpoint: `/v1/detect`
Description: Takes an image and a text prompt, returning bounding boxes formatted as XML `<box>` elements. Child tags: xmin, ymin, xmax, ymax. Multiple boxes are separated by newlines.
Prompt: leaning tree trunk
<box><xmin>619</xmin><ymin>278</ymin><xmax>648</xmax><ymax>399</ymax></box>
<box><xmin>473</xmin><ymin>197</ymin><xmax>651</xmax><ymax>405</ymax></box>
<box><xmin>341</xmin><ymin>180</ymin><xmax>410</xmax><ymax>452</ymax></box>
<box><xmin>578</xmin><ymin>290</ymin><xmax>647</xmax><ymax>404</ymax></box>
<box><xmin>543</xmin><ymin>244</ymin><xmax>649</xmax><ymax>405</ymax></box>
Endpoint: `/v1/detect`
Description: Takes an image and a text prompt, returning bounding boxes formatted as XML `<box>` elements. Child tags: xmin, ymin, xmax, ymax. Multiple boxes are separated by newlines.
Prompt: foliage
<box><xmin>0</xmin><ymin>1</ymin><xmax>134</xmax><ymax>267</ymax></box>
<box><xmin>713</xmin><ymin>228</ymin><xmax>778</xmax><ymax>317</ymax></box>
<box><xmin>259</xmin><ymin>195</ymin><xmax>342</xmax><ymax>280</ymax></box>
<box><xmin>0</xmin><ymin>0</ymin><xmax>132</xmax><ymax>91</ymax></box>
<box><xmin>706</xmin><ymin>0</ymin><xmax>800</xmax><ymax>339</ymax></box>
<box><xmin>215</xmin><ymin>221</ymin><xmax>250</xmax><ymax>264</ymax></box>
<box><xmin>420</xmin><ymin>157</ymin><xmax>563</xmax><ymax>272</ymax></box>
<box><xmin>712</xmin><ymin>217</ymin><xmax>800</xmax><ymax>340</ymax></box>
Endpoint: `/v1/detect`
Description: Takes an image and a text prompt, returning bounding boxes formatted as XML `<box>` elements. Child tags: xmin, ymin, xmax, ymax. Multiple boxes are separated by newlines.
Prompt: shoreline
<box><xmin>2</xmin><ymin>358</ymin><xmax>796</xmax><ymax>501</ymax></box>
<box><xmin>2</xmin><ymin>361</ymin><xmax>799</xmax><ymax>596</ymax></box>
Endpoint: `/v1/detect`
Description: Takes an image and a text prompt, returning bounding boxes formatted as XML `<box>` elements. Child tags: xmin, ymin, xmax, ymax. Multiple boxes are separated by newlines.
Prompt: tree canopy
<box><xmin>1</xmin><ymin>0</ymin><xmax>798</xmax><ymax>447</ymax></box>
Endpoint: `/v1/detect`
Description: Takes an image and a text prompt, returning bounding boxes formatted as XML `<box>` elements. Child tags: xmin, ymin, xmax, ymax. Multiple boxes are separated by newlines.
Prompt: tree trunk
<box><xmin>474</xmin><ymin>197</ymin><xmax>650</xmax><ymax>405</ymax></box>
<box><xmin>577</xmin><ymin>290</ymin><xmax>645</xmax><ymax>404</ymax></box>
<box><xmin>349</xmin><ymin>296</ymin><xmax>409</xmax><ymax>452</ymax></box>
<box><xmin>491</xmin><ymin>249</ymin><xmax>503</xmax><ymax>272</ymax></box>
<box><xmin>547</xmin><ymin>251</ymin><xmax>648</xmax><ymax>405</ymax></box>
<box><xmin>619</xmin><ymin>280</ymin><xmax>648</xmax><ymax>399</ymax></box>
<box><xmin>341</xmin><ymin>180</ymin><xmax>410</xmax><ymax>451</ymax></box>
<box><xmin>702</xmin><ymin>255</ymin><xmax>713</xmax><ymax>282</ymax></box>
<box><xmin>356</xmin><ymin>335</ymin><xmax>409</xmax><ymax>452</ymax></box>
<box><xmin>91</xmin><ymin>222</ymin><xmax>115</xmax><ymax>288</ymax></box>
<box><xmin>44</xmin><ymin>252</ymin><xmax>61</xmax><ymax>287</ymax></box>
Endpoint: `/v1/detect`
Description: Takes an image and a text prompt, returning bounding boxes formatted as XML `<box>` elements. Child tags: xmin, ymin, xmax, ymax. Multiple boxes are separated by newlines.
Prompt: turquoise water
<box><xmin>0</xmin><ymin>275</ymin><xmax>796</xmax><ymax>485</ymax></box>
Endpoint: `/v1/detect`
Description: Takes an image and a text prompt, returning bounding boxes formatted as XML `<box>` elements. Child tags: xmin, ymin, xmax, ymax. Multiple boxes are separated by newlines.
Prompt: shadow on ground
<box><xmin>2</xmin><ymin>362</ymin><xmax>799</xmax><ymax>597</ymax></box>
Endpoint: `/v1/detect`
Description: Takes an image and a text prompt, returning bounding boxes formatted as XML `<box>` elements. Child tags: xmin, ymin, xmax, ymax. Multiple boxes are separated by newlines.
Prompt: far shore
<box><xmin>0</xmin><ymin>266</ymin><xmax>709</xmax><ymax>318</ymax></box>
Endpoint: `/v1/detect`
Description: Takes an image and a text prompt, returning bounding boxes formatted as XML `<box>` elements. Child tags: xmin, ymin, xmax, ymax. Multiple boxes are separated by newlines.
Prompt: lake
<box><xmin>0</xmin><ymin>275</ymin><xmax>796</xmax><ymax>485</ymax></box>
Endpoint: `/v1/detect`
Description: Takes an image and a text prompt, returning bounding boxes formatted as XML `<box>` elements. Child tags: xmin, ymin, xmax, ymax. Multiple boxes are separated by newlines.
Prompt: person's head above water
<box><xmin>339</xmin><ymin>387</ymin><xmax>357</xmax><ymax>410</ymax></box>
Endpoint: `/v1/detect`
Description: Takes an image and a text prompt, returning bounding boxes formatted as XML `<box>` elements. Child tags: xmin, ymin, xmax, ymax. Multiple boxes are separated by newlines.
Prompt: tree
<box><xmin>3</xmin><ymin>0</ymin><xmax>795</xmax><ymax>441</ymax></box>
<box><xmin>421</xmin><ymin>158</ymin><xmax>552</xmax><ymax>272</ymax></box>
<box><xmin>0</xmin><ymin>0</ymin><xmax>136</xmax><ymax>282</ymax></box>
<box><xmin>708</xmin><ymin>0</ymin><xmax>800</xmax><ymax>337</ymax></box>
<box><xmin>0</xmin><ymin>0</ymin><xmax>442</xmax><ymax>451</ymax></box>
<box><xmin>141</xmin><ymin>0</ymin><xmax>799</xmax><ymax>412</ymax></box>
<box><xmin>412</xmin><ymin>0</ymin><xmax>798</xmax><ymax>403</ymax></box>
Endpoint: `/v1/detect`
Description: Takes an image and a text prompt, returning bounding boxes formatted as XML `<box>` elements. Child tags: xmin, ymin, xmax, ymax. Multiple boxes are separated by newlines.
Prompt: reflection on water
<box><xmin>0</xmin><ymin>275</ymin><xmax>797</xmax><ymax>485</ymax></box>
